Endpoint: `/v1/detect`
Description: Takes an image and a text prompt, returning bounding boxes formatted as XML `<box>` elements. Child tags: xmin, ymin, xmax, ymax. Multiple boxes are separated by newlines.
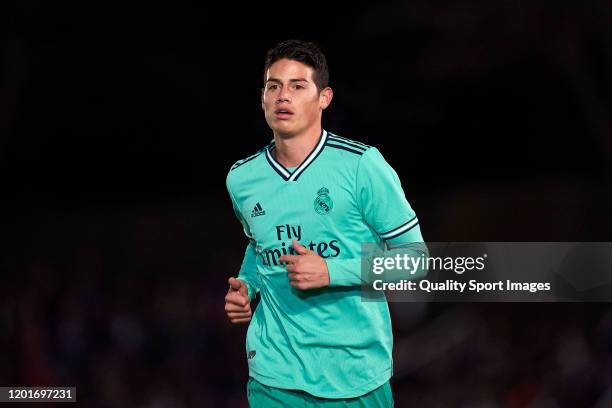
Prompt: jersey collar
<box><xmin>265</xmin><ymin>130</ymin><xmax>328</xmax><ymax>181</ymax></box>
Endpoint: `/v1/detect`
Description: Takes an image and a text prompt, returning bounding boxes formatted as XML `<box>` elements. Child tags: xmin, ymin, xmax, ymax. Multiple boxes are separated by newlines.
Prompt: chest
<box><xmin>241</xmin><ymin>176</ymin><xmax>358</xmax><ymax>247</ymax></box>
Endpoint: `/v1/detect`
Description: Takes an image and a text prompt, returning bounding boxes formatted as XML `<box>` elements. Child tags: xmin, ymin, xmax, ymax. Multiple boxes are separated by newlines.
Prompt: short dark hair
<box><xmin>263</xmin><ymin>40</ymin><xmax>329</xmax><ymax>92</ymax></box>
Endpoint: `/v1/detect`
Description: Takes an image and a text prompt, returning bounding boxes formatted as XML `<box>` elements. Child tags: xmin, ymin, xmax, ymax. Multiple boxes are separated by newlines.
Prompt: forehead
<box><xmin>265</xmin><ymin>58</ymin><xmax>314</xmax><ymax>81</ymax></box>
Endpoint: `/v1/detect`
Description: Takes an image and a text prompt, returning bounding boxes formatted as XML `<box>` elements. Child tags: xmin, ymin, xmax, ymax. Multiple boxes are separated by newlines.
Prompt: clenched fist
<box><xmin>225</xmin><ymin>277</ymin><xmax>252</xmax><ymax>324</ymax></box>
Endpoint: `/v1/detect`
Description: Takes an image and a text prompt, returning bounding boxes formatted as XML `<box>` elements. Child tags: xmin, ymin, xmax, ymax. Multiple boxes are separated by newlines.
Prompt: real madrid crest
<box><xmin>314</xmin><ymin>187</ymin><xmax>333</xmax><ymax>215</ymax></box>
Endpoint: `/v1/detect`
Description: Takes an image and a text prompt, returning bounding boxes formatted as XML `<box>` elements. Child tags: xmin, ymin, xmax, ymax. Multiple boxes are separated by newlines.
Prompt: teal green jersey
<box><xmin>226</xmin><ymin>129</ymin><xmax>423</xmax><ymax>399</ymax></box>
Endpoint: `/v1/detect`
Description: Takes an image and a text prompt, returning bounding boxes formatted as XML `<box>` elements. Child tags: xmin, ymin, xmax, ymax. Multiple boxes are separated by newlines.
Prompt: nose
<box><xmin>276</xmin><ymin>86</ymin><xmax>291</xmax><ymax>104</ymax></box>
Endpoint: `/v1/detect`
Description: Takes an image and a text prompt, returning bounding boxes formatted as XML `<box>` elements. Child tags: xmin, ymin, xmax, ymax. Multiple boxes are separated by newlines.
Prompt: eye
<box><xmin>295</xmin><ymin>84</ymin><xmax>304</xmax><ymax>89</ymax></box>
<box><xmin>267</xmin><ymin>84</ymin><xmax>278</xmax><ymax>90</ymax></box>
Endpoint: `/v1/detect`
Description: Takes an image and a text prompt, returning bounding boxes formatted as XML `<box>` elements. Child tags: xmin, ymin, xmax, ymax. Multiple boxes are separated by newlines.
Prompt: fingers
<box><xmin>225</xmin><ymin>301</ymin><xmax>251</xmax><ymax>313</ymax></box>
<box><xmin>226</xmin><ymin>278</ymin><xmax>249</xmax><ymax>300</ymax></box>
<box><xmin>228</xmin><ymin>277</ymin><xmax>244</xmax><ymax>291</ymax></box>
<box><xmin>225</xmin><ymin>292</ymin><xmax>253</xmax><ymax>323</ymax></box>
<box><xmin>227</xmin><ymin>311</ymin><xmax>252</xmax><ymax>319</ymax></box>
<box><xmin>225</xmin><ymin>290</ymin><xmax>249</xmax><ymax>307</ymax></box>
<box><xmin>225</xmin><ymin>298</ymin><xmax>252</xmax><ymax>324</ymax></box>
<box><xmin>278</xmin><ymin>241</ymin><xmax>311</xmax><ymax>264</ymax></box>
<box><xmin>292</xmin><ymin>240</ymin><xmax>310</xmax><ymax>255</ymax></box>
<box><xmin>288</xmin><ymin>272</ymin><xmax>311</xmax><ymax>282</ymax></box>
<box><xmin>225</xmin><ymin>277</ymin><xmax>252</xmax><ymax>324</ymax></box>
<box><xmin>237</xmin><ymin>282</ymin><xmax>250</xmax><ymax>299</ymax></box>
<box><xmin>278</xmin><ymin>254</ymin><xmax>299</xmax><ymax>264</ymax></box>
<box><xmin>290</xmin><ymin>280</ymin><xmax>312</xmax><ymax>290</ymax></box>
<box><xmin>229</xmin><ymin>317</ymin><xmax>252</xmax><ymax>324</ymax></box>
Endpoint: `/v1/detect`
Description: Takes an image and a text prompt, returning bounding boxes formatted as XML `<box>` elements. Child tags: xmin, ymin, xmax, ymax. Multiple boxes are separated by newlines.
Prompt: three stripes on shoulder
<box><xmin>325</xmin><ymin>132</ymin><xmax>370</xmax><ymax>156</ymax></box>
<box><xmin>230</xmin><ymin>143</ymin><xmax>272</xmax><ymax>171</ymax></box>
<box><xmin>230</xmin><ymin>133</ymin><xmax>370</xmax><ymax>172</ymax></box>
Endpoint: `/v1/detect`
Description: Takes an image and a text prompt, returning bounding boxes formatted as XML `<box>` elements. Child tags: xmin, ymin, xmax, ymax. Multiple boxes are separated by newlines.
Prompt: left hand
<box><xmin>278</xmin><ymin>240</ymin><xmax>330</xmax><ymax>290</ymax></box>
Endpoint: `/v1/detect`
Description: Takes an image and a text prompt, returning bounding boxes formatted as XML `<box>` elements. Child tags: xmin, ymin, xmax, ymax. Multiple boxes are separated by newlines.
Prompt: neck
<box><xmin>273</xmin><ymin>125</ymin><xmax>322</xmax><ymax>168</ymax></box>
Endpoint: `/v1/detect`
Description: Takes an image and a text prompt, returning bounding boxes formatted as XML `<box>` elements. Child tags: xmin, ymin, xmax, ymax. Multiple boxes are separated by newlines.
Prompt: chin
<box><xmin>271</xmin><ymin>123</ymin><xmax>297</xmax><ymax>138</ymax></box>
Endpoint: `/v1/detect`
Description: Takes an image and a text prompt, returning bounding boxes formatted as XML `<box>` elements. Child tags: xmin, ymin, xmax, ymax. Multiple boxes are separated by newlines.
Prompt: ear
<box><xmin>319</xmin><ymin>87</ymin><xmax>333</xmax><ymax>110</ymax></box>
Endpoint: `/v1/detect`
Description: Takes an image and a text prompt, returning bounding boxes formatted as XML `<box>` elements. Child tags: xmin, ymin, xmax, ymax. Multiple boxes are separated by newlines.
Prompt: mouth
<box><xmin>274</xmin><ymin>108</ymin><xmax>294</xmax><ymax>119</ymax></box>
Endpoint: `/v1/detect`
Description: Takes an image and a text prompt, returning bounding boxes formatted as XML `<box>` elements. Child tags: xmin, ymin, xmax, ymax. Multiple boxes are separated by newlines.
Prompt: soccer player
<box><xmin>224</xmin><ymin>40</ymin><xmax>425</xmax><ymax>407</ymax></box>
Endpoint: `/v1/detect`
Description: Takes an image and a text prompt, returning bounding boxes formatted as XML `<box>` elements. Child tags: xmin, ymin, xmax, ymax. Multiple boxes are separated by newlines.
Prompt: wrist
<box><xmin>323</xmin><ymin>260</ymin><xmax>331</xmax><ymax>287</ymax></box>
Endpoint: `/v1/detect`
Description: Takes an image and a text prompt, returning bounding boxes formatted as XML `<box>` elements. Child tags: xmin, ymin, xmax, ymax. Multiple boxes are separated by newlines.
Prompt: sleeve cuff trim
<box><xmin>379</xmin><ymin>217</ymin><xmax>419</xmax><ymax>240</ymax></box>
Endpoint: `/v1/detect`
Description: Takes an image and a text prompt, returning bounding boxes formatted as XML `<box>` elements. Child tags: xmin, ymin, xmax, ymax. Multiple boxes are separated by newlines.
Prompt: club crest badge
<box><xmin>314</xmin><ymin>187</ymin><xmax>333</xmax><ymax>215</ymax></box>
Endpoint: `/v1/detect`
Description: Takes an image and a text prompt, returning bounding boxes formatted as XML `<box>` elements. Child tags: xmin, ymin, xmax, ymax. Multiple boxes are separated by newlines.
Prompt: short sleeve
<box><xmin>357</xmin><ymin>147</ymin><xmax>423</xmax><ymax>244</ymax></box>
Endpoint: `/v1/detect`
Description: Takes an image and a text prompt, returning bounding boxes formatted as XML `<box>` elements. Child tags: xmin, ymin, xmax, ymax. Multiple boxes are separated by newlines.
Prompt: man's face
<box><xmin>262</xmin><ymin>58</ymin><xmax>332</xmax><ymax>138</ymax></box>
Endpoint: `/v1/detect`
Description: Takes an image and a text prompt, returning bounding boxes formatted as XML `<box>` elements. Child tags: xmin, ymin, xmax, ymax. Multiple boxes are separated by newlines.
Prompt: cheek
<box><xmin>262</xmin><ymin>100</ymin><xmax>273</xmax><ymax>113</ymax></box>
<box><xmin>262</xmin><ymin>93</ymin><xmax>274</xmax><ymax>106</ymax></box>
<box><xmin>306</xmin><ymin>101</ymin><xmax>320</xmax><ymax>116</ymax></box>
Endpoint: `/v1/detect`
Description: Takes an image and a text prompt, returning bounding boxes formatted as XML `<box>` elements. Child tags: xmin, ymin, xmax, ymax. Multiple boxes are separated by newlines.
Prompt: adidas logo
<box><xmin>251</xmin><ymin>202</ymin><xmax>266</xmax><ymax>218</ymax></box>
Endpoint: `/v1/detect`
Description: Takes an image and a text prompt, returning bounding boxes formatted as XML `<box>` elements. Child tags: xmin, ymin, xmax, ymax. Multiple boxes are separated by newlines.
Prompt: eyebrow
<box><xmin>265</xmin><ymin>78</ymin><xmax>310</xmax><ymax>84</ymax></box>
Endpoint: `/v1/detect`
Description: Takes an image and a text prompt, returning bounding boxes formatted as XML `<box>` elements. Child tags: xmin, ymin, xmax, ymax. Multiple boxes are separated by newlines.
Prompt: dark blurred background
<box><xmin>2</xmin><ymin>1</ymin><xmax>612</xmax><ymax>407</ymax></box>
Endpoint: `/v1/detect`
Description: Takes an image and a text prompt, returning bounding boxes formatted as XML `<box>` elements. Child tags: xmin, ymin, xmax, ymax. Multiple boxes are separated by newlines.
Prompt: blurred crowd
<box><xmin>2</xmin><ymin>199</ymin><xmax>611</xmax><ymax>407</ymax></box>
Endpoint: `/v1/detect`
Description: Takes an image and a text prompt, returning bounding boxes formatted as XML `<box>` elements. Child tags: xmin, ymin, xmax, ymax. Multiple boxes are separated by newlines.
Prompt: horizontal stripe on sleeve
<box><xmin>379</xmin><ymin>216</ymin><xmax>419</xmax><ymax>240</ymax></box>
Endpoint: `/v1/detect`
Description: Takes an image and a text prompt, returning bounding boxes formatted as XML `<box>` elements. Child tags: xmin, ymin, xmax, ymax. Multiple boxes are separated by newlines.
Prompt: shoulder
<box><xmin>324</xmin><ymin>131</ymin><xmax>390</xmax><ymax>168</ymax></box>
<box><xmin>325</xmin><ymin>132</ymin><xmax>400</xmax><ymax>180</ymax></box>
<box><xmin>226</xmin><ymin>141</ymin><xmax>272</xmax><ymax>196</ymax></box>
<box><xmin>226</xmin><ymin>141</ymin><xmax>272</xmax><ymax>184</ymax></box>
<box><xmin>324</xmin><ymin>131</ymin><xmax>373</xmax><ymax>158</ymax></box>
<box><xmin>229</xmin><ymin>140</ymin><xmax>273</xmax><ymax>173</ymax></box>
